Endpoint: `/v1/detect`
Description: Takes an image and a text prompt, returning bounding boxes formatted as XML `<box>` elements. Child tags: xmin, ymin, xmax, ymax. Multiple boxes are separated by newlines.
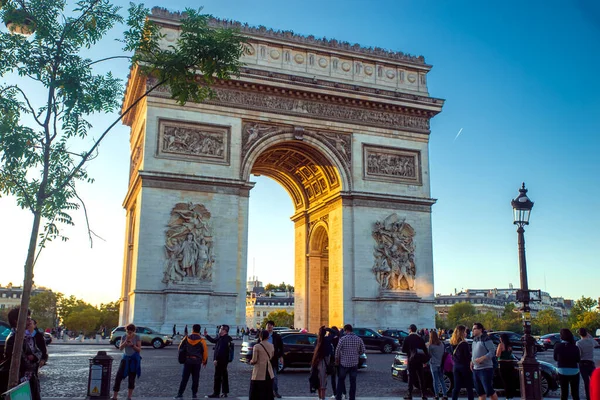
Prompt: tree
<box><xmin>98</xmin><ymin>301</ymin><xmax>120</xmax><ymax>329</ymax></box>
<box><xmin>261</xmin><ymin>310</ymin><xmax>294</xmax><ymax>329</ymax></box>
<box><xmin>0</xmin><ymin>0</ymin><xmax>244</xmax><ymax>388</ymax></box>
<box><xmin>435</xmin><ymin>314</ymin><xmax>449</xmax><ymax>330</ymax></box>
<box><xmin>568</xmin><ymin>296</ymin><xmax>598</xmax><ymax>327</ymax></box>
<box><xmin>532</xmin><ymin>309</ymin><xmax>562</xmax><ymax>335</ymax></box>
<box><xmin>571</xmin><ymin>311</ymin><xmax>600</xmax><ymax>334</ymax></box>
<box><xmin>62</xmin><ymin>306</ymin><xmax>102</xmax><ymax>336</ymax></box>
<box><xmin>478</xmin><ymin>311</ymin><xmax>500</xmax><ymax>332</ymax></box>
<box><xmin>498</xmin><ymin>303</ymin><xmax>523</xmax><ymax>332</ymax></box>
<box><xmin>446</xmin><ymin>302</ymin><xmax>477</xmax><ymax>328</ymax></box>
<box><xmin>28</xmin><ymin>290</ymin><xmax>58</xmax><ymax>330</ymax></box>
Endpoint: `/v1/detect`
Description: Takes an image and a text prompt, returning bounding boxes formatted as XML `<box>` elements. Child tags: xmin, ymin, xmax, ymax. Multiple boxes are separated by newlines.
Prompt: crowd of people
<box><xmin>2</xmin><ymin>307</ymin><xmax>599</xmax><ymax>400</ymax></box>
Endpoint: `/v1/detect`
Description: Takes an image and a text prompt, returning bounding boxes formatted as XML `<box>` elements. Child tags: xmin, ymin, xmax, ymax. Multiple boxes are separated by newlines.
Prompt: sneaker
<box><xmin>220</xmin><ymin>395</ymin><xmax>228</xmax><ymax>398</ymax></box>
<box><xmin>274</xmin><ymin>393</ymin><xmax>282</xmax><ymax>399</ymax></box>
<box><xmin>173</xmin><ymin>396</ymin><xmax>182</xmax><ymax>399</ymax></box>
<box><xmin>205</xmin><ymin>395</ymin><xmax>219</xmax><ymax>399</ymax></box>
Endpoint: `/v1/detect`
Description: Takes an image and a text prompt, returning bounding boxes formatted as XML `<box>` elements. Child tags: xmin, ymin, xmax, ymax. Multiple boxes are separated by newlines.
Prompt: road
<box><xmin>38</xmin><ymin>342</ymin><xmax>599</xmax><ymax>398</ymax></box>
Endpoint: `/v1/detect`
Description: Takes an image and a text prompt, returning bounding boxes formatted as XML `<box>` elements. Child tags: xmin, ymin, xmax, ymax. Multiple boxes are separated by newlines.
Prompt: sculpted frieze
<box><xmin>372</xmin><ymin>213</ymin><xmax>416</xmax><ymax>291</ymax></box>
<box><xmin>163</xmin><ymin>203</ymin><xmax>214</xmax><ymax>284</ymax></box>
<box><xmin>158</xmin><ymin>120</ymin><xmax>230</xmax><ymax>165</ymax></box>
<box><xmin>363</xmin><ymin>145</ymin><xmax>422</xmax><ymax>185</ymax></box>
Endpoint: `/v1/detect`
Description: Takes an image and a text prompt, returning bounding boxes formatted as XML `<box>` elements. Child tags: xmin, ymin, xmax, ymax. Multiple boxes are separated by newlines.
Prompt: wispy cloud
<box><xmin>454</xmin><ymin>127</ymin><xmax>463</xmax><ymax>142</ymax></box>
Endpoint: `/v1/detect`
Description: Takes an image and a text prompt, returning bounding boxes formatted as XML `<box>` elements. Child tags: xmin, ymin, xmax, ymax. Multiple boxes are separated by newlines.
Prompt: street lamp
<box><xmin>511</xmin><ymin>183</ymin><xmax>541</xmax><ymax>400</ymax></box>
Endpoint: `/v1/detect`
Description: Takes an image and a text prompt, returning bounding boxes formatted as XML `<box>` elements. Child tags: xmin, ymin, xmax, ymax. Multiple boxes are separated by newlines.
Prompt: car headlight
<box><xmin>394</xmin><ymin>339</ymin><xmax>399</xmax><ymax>344</ymax></box>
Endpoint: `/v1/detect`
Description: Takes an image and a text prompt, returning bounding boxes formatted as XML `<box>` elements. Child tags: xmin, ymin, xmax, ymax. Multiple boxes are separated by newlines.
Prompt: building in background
<box><xmin>0</xmin><ymin>283</ymin><xmax>52</xmax><ymax>311</ymax></box>
<box><xmin>435</xmin><ymin>286</ymin><xmax>571</xmax><ymax>319</ymax></box>
<box><xmin>245</xmin><ymin>279</ymin><xmax>294</xmax><ymax>328</ymax></box>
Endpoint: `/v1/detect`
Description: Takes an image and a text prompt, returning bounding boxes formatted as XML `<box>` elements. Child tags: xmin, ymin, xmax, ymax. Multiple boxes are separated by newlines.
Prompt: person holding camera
<box><xmin>111</xmin><ymin>324</ymin><xmax>141</xmax><ymax>400</ymax></box>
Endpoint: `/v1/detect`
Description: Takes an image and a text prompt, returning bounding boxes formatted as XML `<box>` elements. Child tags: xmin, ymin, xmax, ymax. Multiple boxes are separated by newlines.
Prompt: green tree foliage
<box><xmin>532</xmin><ymin>309</ymin><xmax>562</xmax><ymax>335</ymax></box>
<box><xmin>497</xmin><ymin>303</ymin><xmax>523</xmax><ymax>332</ymax></box>
<box><xmin>264</xmin><ymin>282</ymin><xmax>294</xmax><ymax>293</ymax></box>
<box><xmin>568</xmin><ymin>296</ymin><xmax>598</xmax><ymax>327</ymax></box>
<box><xmin>435</xmin><ymin>314</ymin><xmax>449</xmax><ymax>331</ymax></box>
<box><xmin>62</xmin><ymin>306</ymin><xmax>102</xmax><ymax>336</ymax></box>
<box><xmin>478</xmin><ymin>311</ymin><xmax>500</xmax><ymax>332</ymax></box>
<box><xmin>446</xmin><ymin>302</ymin><xmax>477</xmax><ymax>328</ymax></box>
<box><xmin>0</xmin><ymin>0</ymin><xmax>244</xmax><ymax>388</ymax></box>
<box><xmin>261</xmin><ymin>310</ymin><xmax>294</xmax><ymax>329</ymax></box>
<box><xmin>28</xmin><ymin>291</ymin><xmax>58</xmax><ymax>330</ymax></box>
<box><xmin>571</xmin><ymin>311</ymin><xmax>600</xmax><ymax>334</ymax></box>
<box><xmin>98</xmin><ymin>301</ymin><xmax>120</xmax><ymax>329</ymax></box>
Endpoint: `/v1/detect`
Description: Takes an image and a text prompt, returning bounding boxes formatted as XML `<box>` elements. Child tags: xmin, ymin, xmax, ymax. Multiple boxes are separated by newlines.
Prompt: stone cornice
<box><xmin>138</xmin><ymin>170</ymin><xmax>255</xmax><ymax>196</ymax></box>
<box><xmin>148</xmin><ymin>79</ymin><xmax>436</xmax><ymax>134</ymax></box>
<box><xmin>342</xmin><ymin>191</ymin><xmax>437</xmax><ymax>212</ymax></box>
<box><xmin>150</xmin><ymin>7</ymin><xmax>427</xmax><ymax>66</ymax></box>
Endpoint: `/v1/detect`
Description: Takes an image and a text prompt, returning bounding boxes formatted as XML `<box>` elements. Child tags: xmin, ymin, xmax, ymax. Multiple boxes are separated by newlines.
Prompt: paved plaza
<box><xmin>33</xmin><ymin>340</ymin><xmax>600</xmax><ymax>399</ymax></box>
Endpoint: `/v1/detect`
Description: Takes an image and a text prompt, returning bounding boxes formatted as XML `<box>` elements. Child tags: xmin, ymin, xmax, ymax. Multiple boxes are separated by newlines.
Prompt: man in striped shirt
<box><xmin>334</xmin><ymin>324</ymin><xmax>366</xmax><ymax>400</ymax></box>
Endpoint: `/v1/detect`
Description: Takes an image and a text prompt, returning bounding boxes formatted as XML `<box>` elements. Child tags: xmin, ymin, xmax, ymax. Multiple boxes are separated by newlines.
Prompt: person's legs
<box><xmin>272</xmin><ymin>362</ymin><xmax>279</xmax><ymax>396</ymax></box>
<box><xmin>190</xmin><ymin>364</ymin><xmax>200</xmax><ymax>397</ymax></box>
<box><xmin>570</xmin><ymin>373</ymin><xmax>581</xmax><ymax>400</ymax></box>
<box><xmin>480</xmin><ymin>368</ymin><xmax>497</xmax><ymax>400</ymax></box>
<box><xmin>177</xmin><ymin>364</ymin><xmax>191</xmax><ymax>396</ymax></box>
<box><xmin>431</xmin><ymin>365</ymin><xmax>446</xmax><ymax>398</ymax></box>
<box><xmin>472</xmin><ymin>369</ymin><xmax>485</xmax><ymax>400</ymax></box>
<box><xmin>414</xmin><ymin>363</ymin><xmax>427</xmax><ymax>399</ymax></box>
<box><xmin>330</xmin><ymin>367</ymin><xmax>337</xmax><ymax>397</ymax></box>
<box><xmin>112</xmin><ymin>360</ymin><xmax>126</xmax><ymax>398</ymax></box>
<box><xmin>348</xmin><ymin>366</ymin><xmax>358</xmax><ymax>400</ymax></box>
<box><xmin>463</xmin><ymin>367</ymin><xmax>474</xmax><ymax>400</ymax></box>
<box><xmin>451</xmin><ymin>367</ymin><xmax>462</xmax><ymax>400</ymax></box>
<box><xmin>127</xmin><ymin>372</ymin><xmax>136</xmax><ymax>399</ymax></box>
<box><xmin>213</xmin><ymin>362</ymin><xmax>222</xmax><ymax>396</ymax></box>
<box><xmin>580</xmin><ymin>362</ymin><xmax>595</xmax><ymax>400</ymax></box>
<box><xmin>222</xmin><ymin>363</ymin><xmax>229</xmax><ymax>395</ymax></box>
<box><xmin>558</xmin><ymin>374</ymin><xmax>570</xmax><ymax>400</ymax></box>
<box><xmin>407</xmin><ymin>363</ymin><xmax>417</xmax><ymax>398</ymax></box>
<box><xmin>336</xmin><ymin>366</ymin><xmax>348</xmax><ymax>400</ymax></box>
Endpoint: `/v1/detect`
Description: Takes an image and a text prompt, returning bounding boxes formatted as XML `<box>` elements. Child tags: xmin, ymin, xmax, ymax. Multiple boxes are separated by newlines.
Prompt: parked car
<box><xmin>390</xmin><ymin>346</ymin><xmax>559</xmax><ymax>397</ymax></box>
<box><xmin>0</xmin><ymin>321</ymin><xmax>11</xmax><ymax>361</ymax></box>
<box><xmin>109</xmin><ymin>326</ymin><xmax>173</xmax><ymax>349</ymax></box>
<box><xmin>378</xmin><ymin>329</ymin><xmax>409</xmax><ymax>346</ymax></box>
<box><xmin>487</xmin><ymin>331</ymin><xmax>544</xmax><ymax>352</ymax></box>
<box><xmin>239</xmin><ymin>331</ymin><xmax>367</xmax><ymax>372</ymax></box>
<box><xmin>354</xmin><ymin>327</ymin><xmax>400</xmax><ymax>353</ymax></box>
<box><xmin>539</xmin><ymin>332</ymin><xmax>583</xmax><ymax>350</ymax></box>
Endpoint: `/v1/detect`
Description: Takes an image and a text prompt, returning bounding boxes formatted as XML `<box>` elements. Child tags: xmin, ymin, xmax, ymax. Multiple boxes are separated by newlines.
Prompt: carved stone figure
<box><xmin>162</xmin><ymin>125</ymin><xmax>225</xmax><ymax>158</ymax></box>
<box><xmin>372</xmin><ymin>213</ymin><xmax>416</xmax><ymax>291</ymax></box>
<box><xmin>163</xmin><ymin>203</ymin><xmax>214</xmax><ymax>284</ymax></box>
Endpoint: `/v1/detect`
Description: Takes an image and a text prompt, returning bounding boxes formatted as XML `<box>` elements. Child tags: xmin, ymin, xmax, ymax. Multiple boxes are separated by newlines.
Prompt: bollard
<box><xmin>87</xmin><ymin>350</ymin><xmax>113</xmax><ymax>399</ymax></box>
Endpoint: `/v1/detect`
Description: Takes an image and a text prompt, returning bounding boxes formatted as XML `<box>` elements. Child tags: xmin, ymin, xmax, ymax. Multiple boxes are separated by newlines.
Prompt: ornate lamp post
<box><xmin>511</xmin><ymin>183</ymin><xmax>541</xmax><ymax>400</ymax></box>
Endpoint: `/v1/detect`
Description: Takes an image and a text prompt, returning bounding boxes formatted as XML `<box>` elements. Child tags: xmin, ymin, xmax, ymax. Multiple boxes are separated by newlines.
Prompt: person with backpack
<box><xmin>402</xmin><ymin>324</ymin><xmax>429</xmax><ymax>400</ymax></box>
<box><xmin>450</xmin><ymin>325</ymin><xmax>474</xmax><ymax>400</ymax></box>
<box><xmin>175</xmin><ymin>324</ymin><xmax>208</xmax><ymax>399</ymax></box>
<box><xmin>204</xmin><ymin>324</ymin><xmax>233</xmax><ymax>398</ymax></box>
<box><xmin>554</xmin><ymin>328</ymin><xmax>581</xmax><ymax>400</ymax></box>
<box><xmin>471</xmin><ymin>322</ymin><xmax>498</xmax><ymax>400</ymax></box>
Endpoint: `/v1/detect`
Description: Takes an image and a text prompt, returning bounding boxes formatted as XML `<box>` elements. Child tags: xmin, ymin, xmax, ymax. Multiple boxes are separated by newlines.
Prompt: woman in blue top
<box><xmin>553</xmin><ymin>328</ymin><xmax>580</xmax><ymax>400</ymax></box>
<box><xmin>111</xmin><ymin>324</ymin><xmax>142</xmax><ymax>400</ymax></box>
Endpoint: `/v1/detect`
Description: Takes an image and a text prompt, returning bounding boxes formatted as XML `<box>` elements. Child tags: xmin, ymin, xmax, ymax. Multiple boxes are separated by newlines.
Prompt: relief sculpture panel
<box><xmin>372</xmin><ymin>213</ymin><xmax>416</xmax><ymax>291</ymax></box>
<box><xmin>163</xmin><ymin>202</ymin><xmax>214</xmax><ymax>284</ymax></box>
<box><xmin>363</xmin><ymin>144</ymin><xmax>421</xmax><ymax>185</ymax></box>
<box><xmin>158</xmin><ymin>120</ymin><xmax>230</xmax><ymax>165</ymax></box>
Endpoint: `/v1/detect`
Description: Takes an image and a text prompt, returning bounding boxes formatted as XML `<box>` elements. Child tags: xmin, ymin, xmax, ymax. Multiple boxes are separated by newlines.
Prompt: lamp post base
<box><xmin>518</xmin><ymin>354</ymin><xmax>542</xmax><ymax>400</ymax></box>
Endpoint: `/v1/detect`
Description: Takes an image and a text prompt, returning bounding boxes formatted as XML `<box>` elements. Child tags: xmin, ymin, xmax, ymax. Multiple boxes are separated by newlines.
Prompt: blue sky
<box><xmin>1</xmin><ymin>0</ymin><xmax>598</xmax><ymax>305</ymax></box>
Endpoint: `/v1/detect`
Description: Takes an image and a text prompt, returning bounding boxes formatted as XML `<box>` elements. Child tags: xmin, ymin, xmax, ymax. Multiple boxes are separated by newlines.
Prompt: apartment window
<box><xmin>263</xmin><ymin>311</ymin><xmax>267</xmax><ymax>316</ymax></box>
<box><xmin>256</xmin><ymin>312</ymin><xmax>260</xmax><ymax>317</ymax></box>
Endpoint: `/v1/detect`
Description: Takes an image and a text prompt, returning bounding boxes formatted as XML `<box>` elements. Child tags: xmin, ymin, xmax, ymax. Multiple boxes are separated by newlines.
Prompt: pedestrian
<box><xmin>249</xmin><ymin>329</ymin><xmax>275</xmax><ymax>400</ymax></box>
<box><xmin>31</xmin><ymin>319</ymin><xmax>48</xmax><ymax>371</ymax></box>
<box><xmin>329</xmin><ymin>326</ymin><xmax>344</xmax><ymax>399</ymax></box>
<box><xmin>471</xmin><ymin>322</ymin><xmax>498</xmax><ymax>400</ymax></box>
<box><xmin>402</xmin><ymin>324</ymin><xmax>429</xmax><ymax>400</ymax></box>
<box><xmin>204</xmin><ymin>324</ymin><xmax>233</xmax><ymax>398</ymax></box>
<box><xmin>111</xmin><ymin>323</ymin><xmax>141</xmax><ymax>400</ymax></box>
<box><xmin>0</xmin><ymin>307</ymin><xmax>42</xmax><ymax>400</ymax></box>
<box><xmin>577</xmin><ymin>328</ymin><xmax>596</xmax><ymax>400</ymax></box>
<box><xmin>175</xmin><ymin>324</ymin><xmax>208</xmax><ymax>399</ymax></box>
<box><xmin>265</xmin><ymin>321</ymin><xmax>284</xmax><ymax>398</ymax></box>
<box><xmin>173</xmin><ymin>324</ymin><xmax>177</xmax><ymax>339</ymax></box>
<box><xmin>184</xmin><ymin>325</ymin><xmax>188</xmax><ymax>336</ymax></box>
<box><xmin>554</xmin><ymin>328</ymin><xmax>581</xmax><ymax>400</ymax></box>
<box><xmin>450</xmin><ymin>325</ymin><xmax>474</xmax><ymax>400</ymax></box>
<box><xmin>310</xmin><ymin>326</ymin><xmax>333</xmax><ymax>400</ymax></box>
<box><xmin>427</xmin><ymin>330</ymin><xmax>448</xmax><ymax>400</ymax></box>
<box><xmin>334</xmin><ymin>324</ymin><xmax>366</xmax><ymax>400</ymax></box>
<box><xmin>496</xmin><ymin>333</ymin><xmax>516</xmax><ymax>400</ymax></box>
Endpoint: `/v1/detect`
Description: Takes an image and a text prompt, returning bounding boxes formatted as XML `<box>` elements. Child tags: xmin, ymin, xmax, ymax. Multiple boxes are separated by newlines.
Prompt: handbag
<box><xmin>178</xmin><ymin>338</ymin><xmax>187</xmax><ymax>364</ymax></box>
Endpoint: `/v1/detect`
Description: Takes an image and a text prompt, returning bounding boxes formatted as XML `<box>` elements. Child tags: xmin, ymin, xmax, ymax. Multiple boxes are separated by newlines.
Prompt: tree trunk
<box><xmin>8</xmin><ymin>210</ymin><xmax>42</xmax><ymax>389</ymax></box>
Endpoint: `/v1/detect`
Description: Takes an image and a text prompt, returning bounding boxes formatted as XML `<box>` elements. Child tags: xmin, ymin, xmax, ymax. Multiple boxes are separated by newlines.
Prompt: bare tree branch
<box><xmin>85</xmin><ymin>55</ymin><xmax>131</xmax><ymax>67</ymax></box>
<box><xmin>3</xmin><ymin>85</ymin><xmax>44</xmax><ymax>127</ymax></box>
<box><xmin>70</xmin><ymin>183</ymin><xmax>106</xmax><ymax>247</ymax></box>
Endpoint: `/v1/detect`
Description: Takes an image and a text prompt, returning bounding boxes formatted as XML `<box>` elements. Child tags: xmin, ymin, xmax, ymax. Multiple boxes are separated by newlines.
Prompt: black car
<box><xmin>487</xmin><ymin>331</ymin><xmax>544</xmax><ymax>353</ymax></box>
<box><xmin>391</xmin><ymin>346</ymin><xmax>559</xmax><ymax>397</ymax></box>
<box><xmin>378</xmin><ymin>329</ymin><xmax>409</xmax><ymax>346</ymax></box>
<box><xmin>354</xmin><ymin>328</ymin><xmax>400</xmax><ymax>353</ymax></box>
<box><xmin>239</xmin><ymin>331</ymin><xmax>367</xmax><ymax>372</ymax></box>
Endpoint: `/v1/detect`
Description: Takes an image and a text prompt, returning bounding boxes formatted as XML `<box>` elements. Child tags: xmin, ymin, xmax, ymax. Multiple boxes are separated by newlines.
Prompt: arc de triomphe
<box><xmin>119</xmin><ymin>8</ymin><xmax>444</xmax><ymax>333</ymax></box>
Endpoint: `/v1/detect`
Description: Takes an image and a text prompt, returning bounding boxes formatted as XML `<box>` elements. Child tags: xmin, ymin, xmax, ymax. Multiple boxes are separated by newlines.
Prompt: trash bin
<box><xmin>87</xmin><ymin>350</ymin><xmax>113</xmax><ymax>399</ymax></box>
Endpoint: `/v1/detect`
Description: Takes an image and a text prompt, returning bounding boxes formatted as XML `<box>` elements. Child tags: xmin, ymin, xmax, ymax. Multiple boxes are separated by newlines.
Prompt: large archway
<box><xmin>118</xmin><ymin>9</ymin><xmax>444</xmax><ymax>334</ymax></box>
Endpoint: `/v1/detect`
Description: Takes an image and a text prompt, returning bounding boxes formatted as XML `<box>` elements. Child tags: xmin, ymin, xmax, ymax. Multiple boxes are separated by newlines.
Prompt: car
<box><xmin>354</xmin><ymin>328</ymin><xmax>400</xmax><ymax>354</ymax></box>
<box><xmin>390</xmin><ymin>346</ymin><xmax>559</xmax><ymax>397</ymax></box>
<box><xmin>539</xmin><ymin>332</ymin><xmax>583</xmax><ymax>350</ymax></box>
<box><xmin>378</xmin><ymin>329</ymin><xmax>410</xmax><ymax>346</ymax></box>
<box><xmin>109</xmin><ymin>326</ymin><xmax>173</xmax><ymax>349</ymax></box>
<box><xmin>0</xmin><ymin>321</ymin><xmax>11</xmax><ymax>361</ymax></box>
<box><xmin>239</xmin><ymin>331</ymin><xmax>367</xmax><ymax>372</ymax></box>
<box><xmin>487</xmin><ymin>331</ymin><xmax>544</xmax><ymax>353</ymax></box>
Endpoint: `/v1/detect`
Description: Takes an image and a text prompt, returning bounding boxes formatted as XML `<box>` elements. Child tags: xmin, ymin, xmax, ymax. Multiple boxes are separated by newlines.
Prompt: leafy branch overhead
<box><xmin>0</xmin><ymin>0</ymin><xmax>245</xmax><ymax>390</ymax></box>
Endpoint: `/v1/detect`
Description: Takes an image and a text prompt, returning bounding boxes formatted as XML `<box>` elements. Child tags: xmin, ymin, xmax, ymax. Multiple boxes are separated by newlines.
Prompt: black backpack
<box><xmin>228</xmin><ymin>341</ymin><xmax>235</xmax><ymax>363</ymax></box>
